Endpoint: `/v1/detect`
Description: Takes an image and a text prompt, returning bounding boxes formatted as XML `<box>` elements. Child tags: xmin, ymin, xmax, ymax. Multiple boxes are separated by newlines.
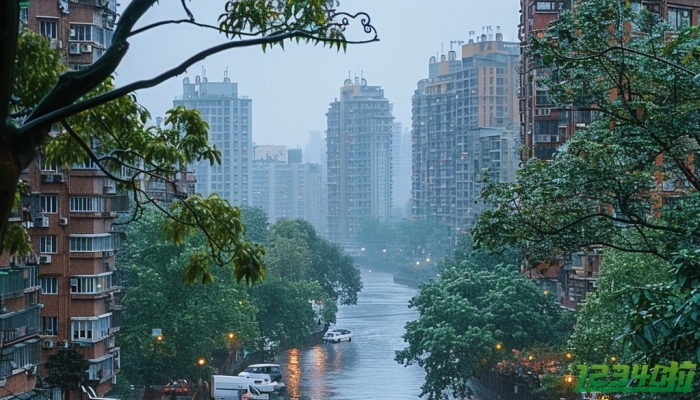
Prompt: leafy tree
<box><xmin>471</xmin><ymin>0</ymin><xmax>700</xmax><ymax>358</ymax></box>
<box><xmin>116</xmin><ymin>207</ymin><xmax>259</xmax><ymax>386</ymax></box>
<box><xmin>239</xmin><ymin>205</ymin><xmax>270</xmax><ymax>245</ymax></box>
<box><xmin>1</xmin><ymin>1</ymin><xmax>377</xmax><ymax>284</ymax></box>
<box><xmin>44</xmin><ymin>348</ymin><xmax>90</xmax><ymax>400</ymax></box>
<box><xmin>249</xmin><ymin>277</ymin><xmax>326</xmax><ymax>353</ymax></box>
<box><xmin>568</xmin><ymin>249</ymin><xmax>673</xmax><ymax>364</ymax></box>
<box><xmin>268</xmin><ymin>219</ymin><xmax>362</xmax><ymax>305</ymax></box>
<box><xmin>395</xmin><ymin>262</ymin><xmax>575</xmax><ymax>400</ymax></box>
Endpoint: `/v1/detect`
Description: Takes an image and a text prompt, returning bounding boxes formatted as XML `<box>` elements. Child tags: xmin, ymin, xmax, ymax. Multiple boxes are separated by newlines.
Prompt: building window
<box><xmin>69</xmin><ymin>234</ymin><xmax>113</xmax><ymax>252</ymax></box>
<box><xmin>71</xmin><ymin>315</ymin><xmax>111</xmax><ymax>341</ymax></box>
<box><xmin>40</xmin><ymin>277</ymin><xmax>58</xmax><ymax>294</ymax></box>
<box><xmin>69</xmin><ymin>24</ymin><xmax>92</xmax><ymax>41</ymax></box>
<box><xmin>39</xmin><ymin>20</ymin><xmax>57</xmax><ymax>39</ymax></box>
<box><xmin>41</xmin><ymin>195</ymin><xmax>58</xmax><ymax>214</ymax></box>
<box><xmin>19</xmin><ymin>6</ymin><xmax>28</xmax><ymax>23</ymax></box>
<box><xmin>535</xmin><ymin>1</ymin><xmax>561</xmax><ymax>11</ymax></box>
<box><xmin>668</xmin><ymin>8</ymin><xmax>691</xmax><ymax>30</ymax></box>
<box><xmin>40</xmin><ymin>236</ymin><xmax>58</xmax><ymax>254</ymax></box>
<box><xmin>42</xmin><ymin>317</ymin><xmax>58</xmax><ymax>336</ymax></box>
<box><xmin>69</xmin><ymin>274</ymin><xmax>112</xmax><ymax>294</ymax></box>
<box><xmin>70</xmin><ymin>197</ymin><xmax>106</xmax><ymax>212</ymax></box>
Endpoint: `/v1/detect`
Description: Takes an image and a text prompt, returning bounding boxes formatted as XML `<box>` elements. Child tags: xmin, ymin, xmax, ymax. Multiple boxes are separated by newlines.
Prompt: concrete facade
<box><xmin>326</xmin><ymin>78</ymin><xmax>394</xmax><ymax>243</ymax></box>
<box><xmin>174</xmin><ymin>76</ymin><xmax>253</xmax><ymax>206</ymax></box>
<box><xmin>411</xmin><ymin>32</ymin><xmax>520</xmax><ymax>237</ymax></box>
<box><xmin>20</xmin><ymin>0</ymin><xmax>122</xmax><ymax>397</ymax></box>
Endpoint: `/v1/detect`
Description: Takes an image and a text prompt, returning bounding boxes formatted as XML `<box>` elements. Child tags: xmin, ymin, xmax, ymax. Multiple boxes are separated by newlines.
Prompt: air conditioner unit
<box><xmin>39</xmin><ymin>255</ymin><xmax>52</xmax><ymax>264</ymax></box>
<box><xmin>59</xmin><ymin>217</ymin><xmax>68</xmax><ymax>226</ymax></box>
<box><xmin>103</xmin><ymin>185</ymin><xmax>116</xmax><ymax>194</ymax></box>
<box><xmin>34</xmin><ymin>217</ymin><xmax>49</xmax><ymax>228</ymax></box>
<box><xmin>26</xmin><ymin>365</ymin><xmax>37</xmax><ymax>376</ymax></box>
<box><xmin>42</xmin><ymin>174</ymin><xmax>55</xmax><ymax>183</ymax></box>
<box><xmin>80</xmin><ymin>44</ymin><xmax>93</xmax><ymax>53</ymax></box>
<box><xmin>50</xmin><ymin>38</ymin><xmax>57</xmax><ymax>49</ymax></box>
<box><xmin>43</xmin><ymin>340</ymin><xmax>54</xmax><ymax>349</ymax></box>
<box><xmin>69</xmin><ymin>42</ymin><xmax>81</xmax><ymax>54</ymax></box>
<box><xmin>53</xmin><ymin>174</ymin><xmax>64</xmax><ymax>183</ymax></box>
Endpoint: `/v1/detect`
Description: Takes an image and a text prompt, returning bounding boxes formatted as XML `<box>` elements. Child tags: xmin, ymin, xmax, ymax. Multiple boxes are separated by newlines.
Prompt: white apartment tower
<box><xmin>174</xmin><ymin>74</ymin><xmax>253</xmax><ymax>206</ymax></box>
<box><xmin>326</xmin><ymin>77</ymin><xmax>394</xmax><ymax>243</ymax></box>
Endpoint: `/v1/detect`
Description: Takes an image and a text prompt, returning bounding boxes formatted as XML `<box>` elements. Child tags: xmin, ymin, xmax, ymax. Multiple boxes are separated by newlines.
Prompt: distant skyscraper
<box><xmin>287</xmin><ymin>148</ymin><xmax>303</xmax><ymax>164</ymax></box>
<box><xmin>174</xmin><ymin>74</ymin><xmax>253</xmax><ymax>205</ymax></box>
<box><xmin>391</xmin><ymin>123</ymin><xmax>412</xmax><ymax>213</ymax></box>
<box><xmin>412</xmin><ymin>32</ymin><xmax>519</xmax><ymax>236</ymax></box>
<box><xmin>304</xmin><ymin>131</ymin><xmax>328</xmax><ymax>237</ymax></box>
<box><xmin>252</xmin><ymin>145</ymin><xmax>324</xmax><ymax>230</ymax></box>
<box><xmin>326</xmin><ymin>77</ymin><xmax>394</xmax><ymax>243</ymax></box>
<box><xmin>305</xmin><ymin>131</ymin><xmax>325</xmax><ymax>166</ymax></box>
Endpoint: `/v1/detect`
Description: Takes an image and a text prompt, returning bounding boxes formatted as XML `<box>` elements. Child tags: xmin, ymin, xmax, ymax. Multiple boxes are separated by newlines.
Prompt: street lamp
<box><xmin>147</xmin><ymin>334</ymin><xmax>164</xmax><ymax>389</ymax></box>
<box><xmin>196</xmin><ymin>358</ymin><xmax>207</xmax><ymax>400</ymax></box>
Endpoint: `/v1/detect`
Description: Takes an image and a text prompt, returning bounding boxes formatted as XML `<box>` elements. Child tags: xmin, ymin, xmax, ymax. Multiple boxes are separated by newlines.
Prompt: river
<box><xmin>273</xmin><ymin>269</ymin><xmax>426</xmax><ymax>400</ymax></box>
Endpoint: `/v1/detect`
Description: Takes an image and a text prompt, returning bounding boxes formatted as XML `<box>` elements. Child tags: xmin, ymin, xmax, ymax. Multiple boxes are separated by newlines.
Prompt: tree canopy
<box><xmin>116</xmin><ymin>207</ymin><xmax>259</xmax><ymax>386</ymax></box>
<box><xmin>567</xmin><ymin>249</ymin><xmax>673</xmax><ymax>364</ymax></box>
<box><xmin>471</xmin><ymin>0</ymin><xmax>700</xmax><ymax>359</ymax></box>
<box><xmin>395</xmin><ymin>253</ymin><xmax>574</xmax><ymax>400</ymax></box>
<box><xmin>1</xmin><ymin>0</ymin><xmax>377</xmax><ymax>285</ymax></box>
<box><xmin>44</xmin><ymin>348</ymin><xmax>90</xmax><ymax>400</ymax></box>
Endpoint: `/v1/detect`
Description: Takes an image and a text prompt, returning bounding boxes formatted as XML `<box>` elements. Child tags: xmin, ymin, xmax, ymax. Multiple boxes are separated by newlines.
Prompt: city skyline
<box><xmin>115</xmin><ymin>0</ymin><xmax>519</xmax><ymax>149</ymax></box>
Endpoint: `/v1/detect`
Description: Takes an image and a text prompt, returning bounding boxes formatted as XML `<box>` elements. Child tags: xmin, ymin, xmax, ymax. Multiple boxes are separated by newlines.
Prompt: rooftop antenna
<box><xmin>450</xmin><ymin>40</ymin><xmax>465</xmax><ymax>51</ymax></box>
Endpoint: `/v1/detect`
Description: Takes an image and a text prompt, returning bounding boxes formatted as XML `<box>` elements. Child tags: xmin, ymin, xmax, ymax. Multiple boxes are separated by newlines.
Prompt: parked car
<box><xmin>239</xmin><ymin>364</ymin><xmax>283</xmax><ymax>383</ymax></box>
<box><xmin>323</xmin><ymin>329</ymin><xmax>353</xmax><ymax>343</ymax></box>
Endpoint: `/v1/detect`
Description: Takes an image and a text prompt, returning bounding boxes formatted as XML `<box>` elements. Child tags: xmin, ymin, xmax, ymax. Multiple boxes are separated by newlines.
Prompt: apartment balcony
<box><xmin>0</xmin><ymin>305</ymin><xmax>41</xmax><ymax>344</ymax></box>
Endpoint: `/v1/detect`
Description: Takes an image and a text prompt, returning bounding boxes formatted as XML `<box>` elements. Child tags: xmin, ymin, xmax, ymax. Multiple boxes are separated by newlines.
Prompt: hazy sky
<box><xmin>116</xmin><ymin>0</ymin><xmax>520</xmax><ymax>149</ymax></box>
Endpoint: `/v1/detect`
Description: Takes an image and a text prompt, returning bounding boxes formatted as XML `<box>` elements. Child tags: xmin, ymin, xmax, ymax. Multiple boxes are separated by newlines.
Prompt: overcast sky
<box><xmin>116</xmin><ymin>0</ymin><xmax>520</xmax><ymax>149</ymax></box>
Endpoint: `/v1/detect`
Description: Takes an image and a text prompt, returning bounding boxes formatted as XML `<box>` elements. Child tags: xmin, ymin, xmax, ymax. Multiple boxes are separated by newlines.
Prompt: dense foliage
<box><xmin>44</xmin><ymin>348</ymin><xmax>90</xmax><ymax>400</ymax></box>
<box><xmin>395</xmin><ymin>242</ymin><xmax>574</xmax><ymax>400</ymax></box>
<box><xmin>568</xmin><ymin>249</ymin><xmax>673</xmax><ymax>364</ymax></box>
<box><xmin>1</xmin><ymin>0</ymin><xmax>377</xmax><ymax>285</ymax></box>
<box><xmin>472</xmin><ymin>0</ymin><xmax>700</xmax><ymax>361</ymax></box>
<box><xmin>117</xmin><ymin>210</ymin><xmax>362</xmax><ymax>385</ymax></box>
<box><xmin>116</xmin><ymin>208</ymin><xmax>259</xmax><ymax>387</ymax></box>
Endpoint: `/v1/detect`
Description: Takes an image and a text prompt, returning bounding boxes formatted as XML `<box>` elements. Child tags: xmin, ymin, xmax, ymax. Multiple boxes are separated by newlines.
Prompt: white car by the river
<box><xmin>323</xmin><ymin>329</ymin><xmax>353</xmax><ymax>343</ymax></box>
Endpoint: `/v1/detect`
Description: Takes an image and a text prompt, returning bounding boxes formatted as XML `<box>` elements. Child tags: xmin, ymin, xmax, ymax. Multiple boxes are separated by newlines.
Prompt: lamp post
<box><xmin>146</xmin><ymin>334</ymin><xmax>164</xmax><ymax>391</ymax></box>
<box><xmin>196</xmin><ymin>357</ymin><xmax>207</xmax><ymax>400</ymax></box>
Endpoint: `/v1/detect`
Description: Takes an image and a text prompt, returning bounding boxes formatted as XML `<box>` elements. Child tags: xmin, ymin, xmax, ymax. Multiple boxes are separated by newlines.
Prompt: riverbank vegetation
<box><xmin>395</xmin><ymin>239</ymin><xmax>575</xmax><ymax>399</ymax></box>
<box><xmin>114</xmin><ymin>206</ymin><xmax>360</xmax><ymax>393</ymax></box>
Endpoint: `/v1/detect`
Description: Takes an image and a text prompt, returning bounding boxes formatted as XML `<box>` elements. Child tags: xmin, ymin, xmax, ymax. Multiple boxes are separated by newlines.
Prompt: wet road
<box><xmin>274</xmin><ymin>269</ymin><xmax>426</xmax><ymax>400</ymax></box>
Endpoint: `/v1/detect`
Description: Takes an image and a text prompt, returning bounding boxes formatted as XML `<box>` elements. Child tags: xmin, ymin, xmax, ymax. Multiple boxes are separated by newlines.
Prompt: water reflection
<box><xmin>285</xmin><ymin>348</ymin><xmax>300</xmax><ymax>399</ymax></box>
<box><xmin>274</xmin><ymin>270</ymin><xmax>425</xmax><ymax>400</ymax></box>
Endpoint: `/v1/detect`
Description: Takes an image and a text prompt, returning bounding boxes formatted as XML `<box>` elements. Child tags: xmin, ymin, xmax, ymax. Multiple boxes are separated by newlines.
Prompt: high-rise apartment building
<box><xmin>391</xmin><ymin>123</ymin><xmax>412</xmax><ymax>214</ymax></box>
<box><xmin>412</xmin><ymin>32</ymin><xmax>520</xmax><ymax>236</ymax></box>
<box><xmin>326</xmin><ymin>78</ymin><xmax>394</xmax><ymax>243</ymax></box>
<box><xmin>304</xmin><ymin>131</ymin><xmax>327</xmax><ymax>236</ymax></box>
<box><xmin>174</xmin><ymin>75</ymin><xmax>253</xmax><ymax>206</ymax></box>
<box><xmin>252</xmin><ymin>147</ymin><xmax>324</xmax><ymax>230</ymax></box>
<box><xmin>19</xmin><ymin>0</ymin><xmax>123</xmax><ymax>398</ymax></box>
<box><xmin>518</xmin><ymin>0</ymin><xmax>700</xmax><ymax>308</ymax></box>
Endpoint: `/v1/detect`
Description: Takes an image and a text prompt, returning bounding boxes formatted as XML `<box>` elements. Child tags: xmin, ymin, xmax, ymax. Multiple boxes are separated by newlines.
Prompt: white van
<box><xmin>210</xmin><ymin>375</ymin><xmax>269</xmax><ymax>400</ymax></box>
